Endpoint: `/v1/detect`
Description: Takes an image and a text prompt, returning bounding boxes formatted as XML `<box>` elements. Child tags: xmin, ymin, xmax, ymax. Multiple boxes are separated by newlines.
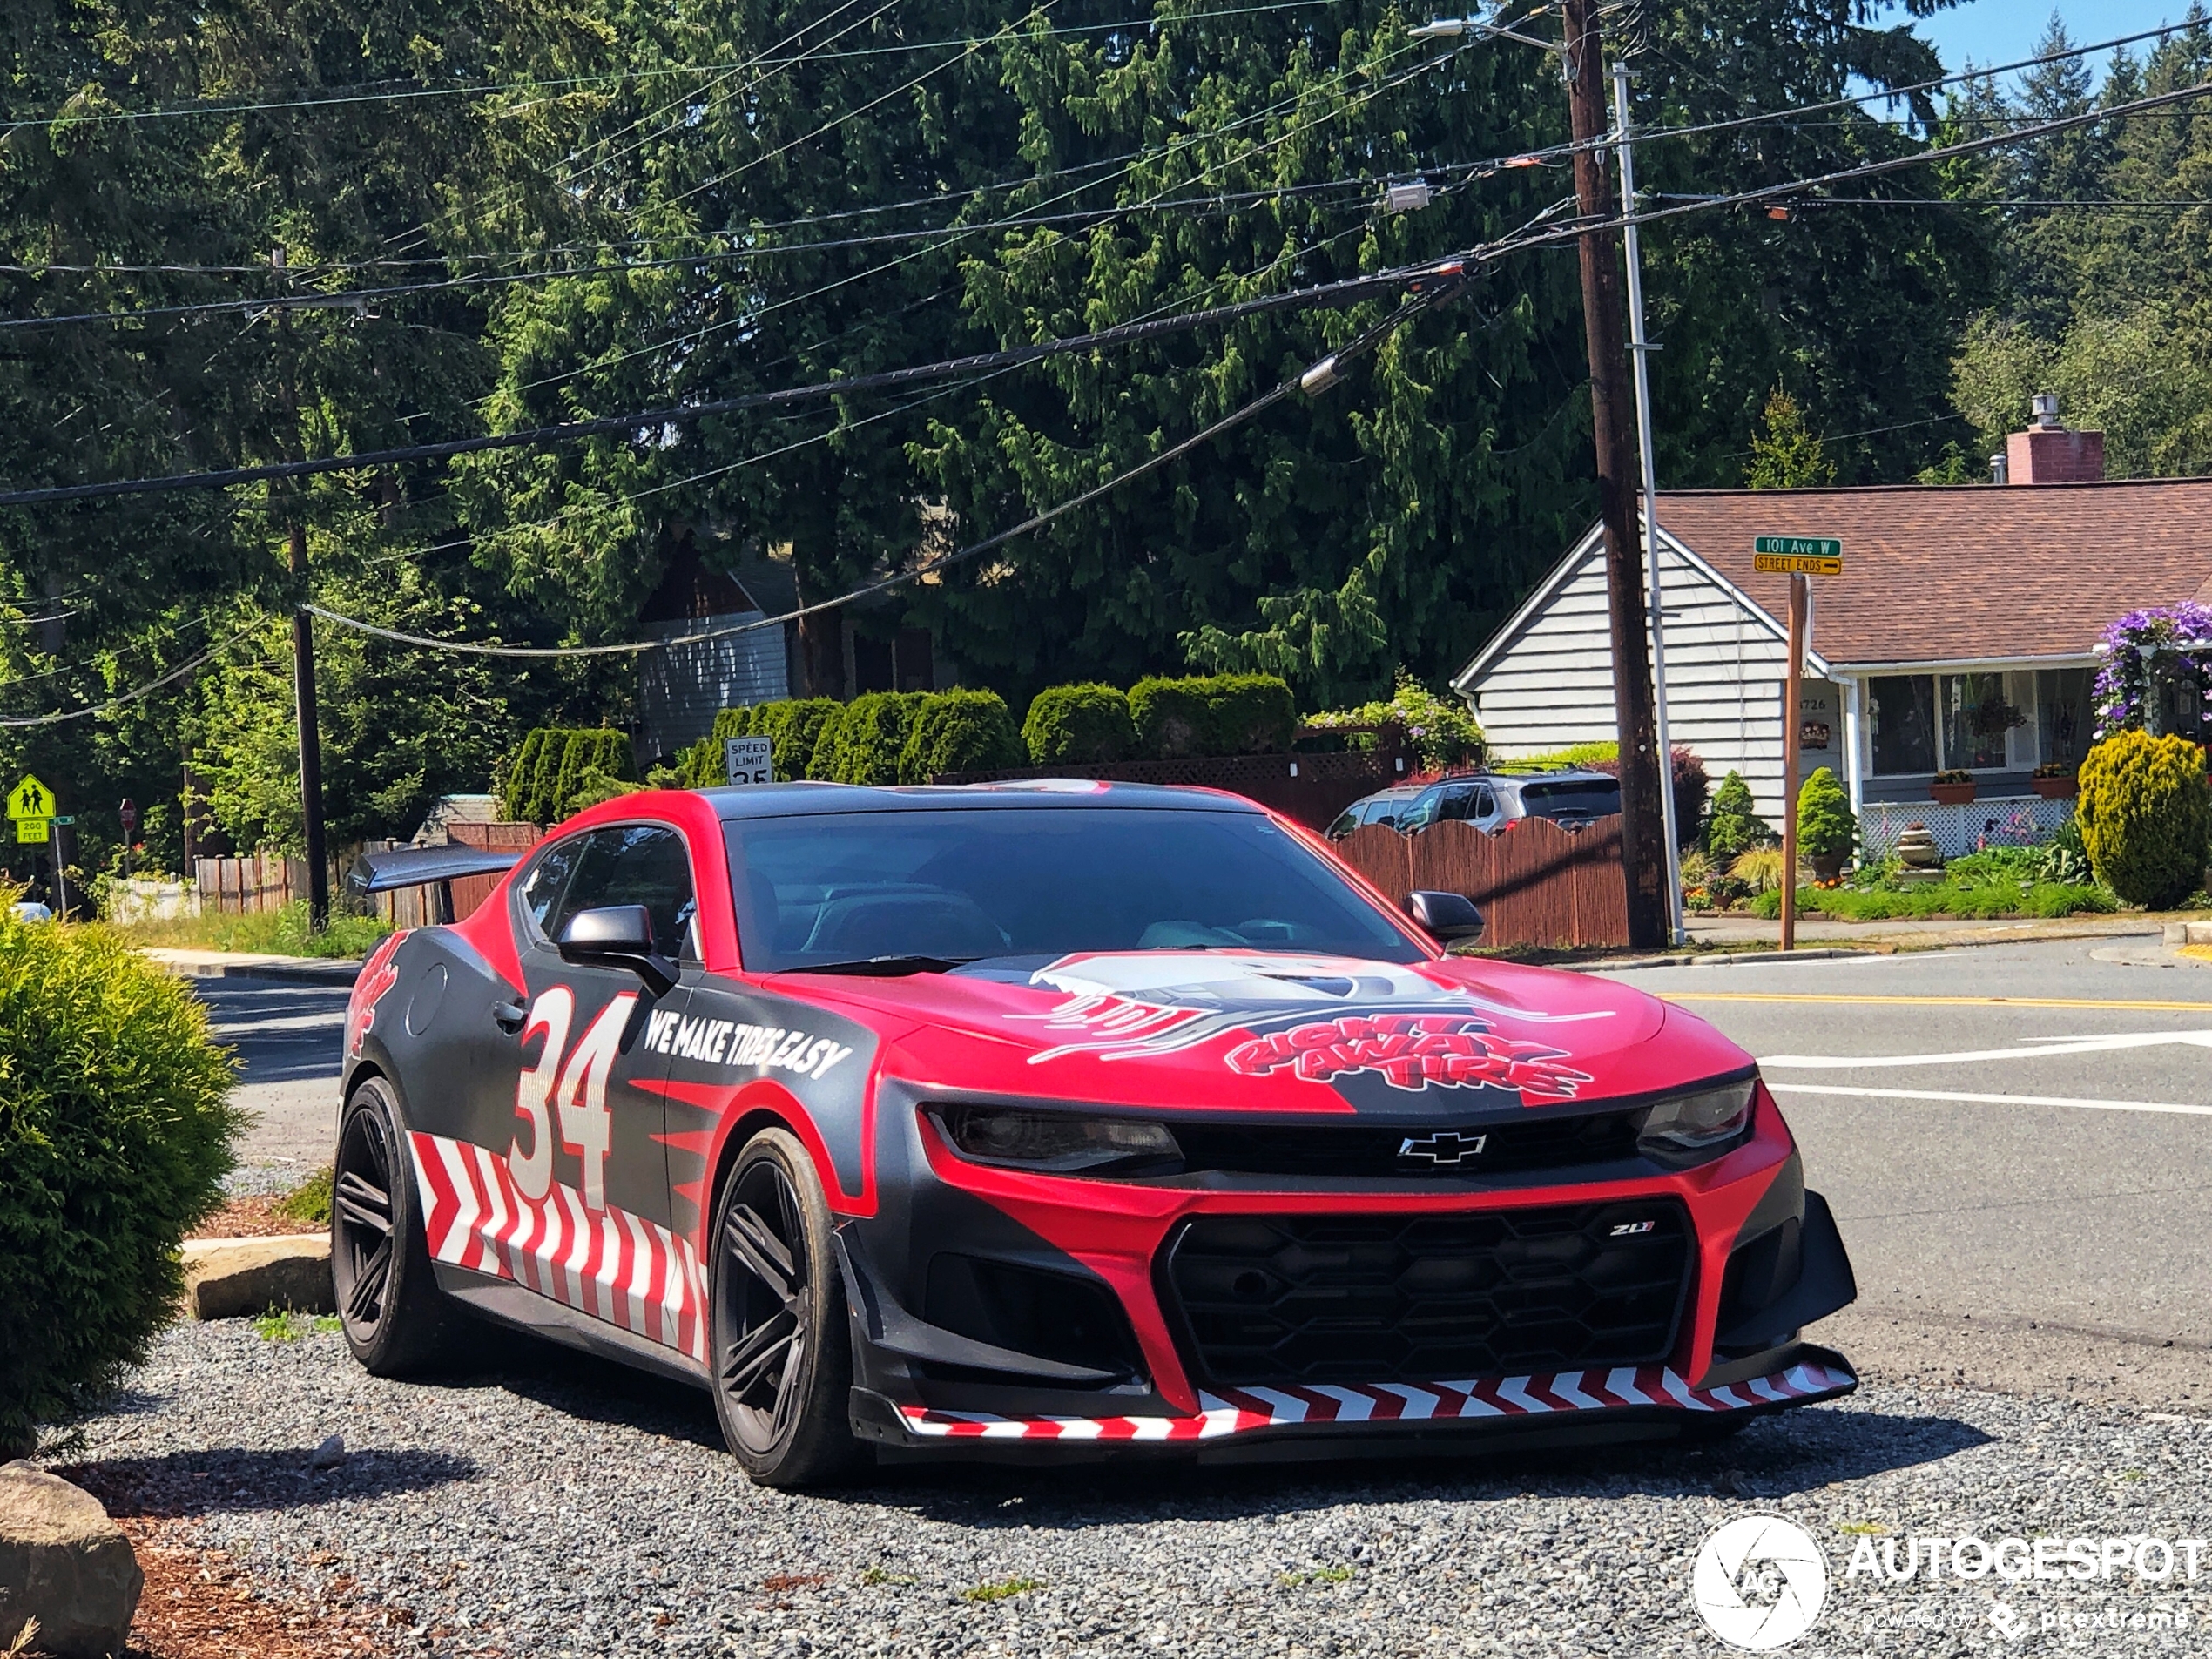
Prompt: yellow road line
<box><xmin>1661</xmin><ymin>992</ymin><xmax>2212</xmax><ymax>1013</ymax></box>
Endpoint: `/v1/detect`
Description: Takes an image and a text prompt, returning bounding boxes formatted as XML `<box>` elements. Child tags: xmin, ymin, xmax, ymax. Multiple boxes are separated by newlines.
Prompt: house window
<box><xmin>1940</xmin><ymin>671</ymin><xmax>2020</xmax><ymax>771</ymax></box>
<box><xmin>2036</xmin><ymin>668</ymin><xmax>2093</xmax><ymax>768</ymax></box>
<box><xmin>1868</xmin><ymin>675</ymin><xmax>1936</xmax><ymax>775</ymax></box>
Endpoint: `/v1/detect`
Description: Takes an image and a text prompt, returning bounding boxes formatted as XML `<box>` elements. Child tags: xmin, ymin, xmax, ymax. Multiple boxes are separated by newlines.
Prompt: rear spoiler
<box><xmin>346</xmin><ymin>844</ymin><xmax>522</xmax><ymax>923</ymax></box>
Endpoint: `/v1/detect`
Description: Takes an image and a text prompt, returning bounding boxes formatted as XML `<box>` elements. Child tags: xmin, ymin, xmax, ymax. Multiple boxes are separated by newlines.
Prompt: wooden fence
<box><xmin>1330</xmin><ymin>814</ymin><xmax>1629</xmax><ymax>948</ymax></box>
<box><xmin>195</xmin><ymin>820</ymin><xmax>543</xmax><ymax>927</ymax></box>
<box><xmin>938</xmin><ymin>747</ymin><xmax>1411</xmax><ymax>833</ymax></box>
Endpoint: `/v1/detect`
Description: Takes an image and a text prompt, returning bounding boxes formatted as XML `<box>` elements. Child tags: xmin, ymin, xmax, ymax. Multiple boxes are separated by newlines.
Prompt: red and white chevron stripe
<box><xmin>407</xmin><ymin>1131</ymin><xmax>709</xmax><ymax>1364</ymax></box>
<box><xmin>894</xmin><ymin>1359</ymin><xmax>1856</xmax><ymax>1441</ymax></box>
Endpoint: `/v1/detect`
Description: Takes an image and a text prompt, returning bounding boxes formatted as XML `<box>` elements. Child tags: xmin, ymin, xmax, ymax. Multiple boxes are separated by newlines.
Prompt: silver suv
<box><xmin>1326</xmin><ymin>769</ymin><xmax>1621</xmax><ymax>839</ymax></box>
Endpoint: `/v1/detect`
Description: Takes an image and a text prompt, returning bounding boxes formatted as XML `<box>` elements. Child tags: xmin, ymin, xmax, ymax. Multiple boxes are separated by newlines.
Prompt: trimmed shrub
<box><xmin>805</xmin><ymin>702</ymin><xmax>847</xmax><ymax>779</ymax></box>
<box><xmin>1203</xmin><ymin>674</ymin><xmax>1297</xmax><ymax>755</ymax></box>
<box><xmin>1704</xmin><ymin>770</ymin><xmax>1772</xmax><ymax>862</ymax></box>
<box><xmin>2077</xmin><ymin>730</ymin><xmax>2211</xmax><ymax>908</ymax></box>
<box><xmin>500</xmin><ymin>729</ymin><xmax>547</xmax><ymax>820</ymax></box>
<box><xmin>1130</xmin><ymin>677</ymin><xmax>1214</xmax><ymax>758</ymax></box>
<box><xmin>820</xmin><ymin>692</ymin><xmax>923</xmax><ymax>784</ymax></box>
<box><xmin>569</xmin><ymin>765</ymin><xmax>644</xmax><ymax>811</ymax></box>
<box><xmin>759</xmin><ymin>698</ymin><xmax>841</xmax><ymax>782</ymax></box>
<box><xmin>523</xmin><ymin>727</ymin><xmax>569</xmax><ymax>823</ymax></box>
<box><xmin>1797</xmin><ymin>765</ymin><xmax>1856</xmax><ymax>860</ymax></box>
<box><xmin>1023</xmin><ymin>683</ymin><xmax>1136</xmax><ymax>765</ymax></box>
<box><xmin>899</xmin><ymin>691</ymin><xmax>1026</xmax><ymax>783</ymax></box>
<box><xmin>0</xmin><ymin>917</ymin><xmax>241</xmax><ymax>1454</ymax></box>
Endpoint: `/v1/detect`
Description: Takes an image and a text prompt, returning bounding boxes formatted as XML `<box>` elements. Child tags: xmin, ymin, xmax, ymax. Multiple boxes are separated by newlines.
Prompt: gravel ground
<box><xmin>56</xmin><ymin>1320</ymin><xmax>2212</xmax><ymax>1658</ymax></box>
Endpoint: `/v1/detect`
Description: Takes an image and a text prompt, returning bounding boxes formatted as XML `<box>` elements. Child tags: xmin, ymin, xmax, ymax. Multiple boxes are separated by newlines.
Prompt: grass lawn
<box><xmin>114</xmin><ymin>900</ymin><xmax>391</xmax><ymax>959</ymax></box>
<box><xmin>1747</xmin><ymin>879</ymin><xmax>2115</xmax><ymax>921</ymax></box>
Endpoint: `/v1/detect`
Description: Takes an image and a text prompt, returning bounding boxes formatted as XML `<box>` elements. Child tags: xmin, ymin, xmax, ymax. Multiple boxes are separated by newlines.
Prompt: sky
<box><xmin>1911</xmin><ymin>0</ymin><xmax>2193</xmax><ymax>78</ymax></box>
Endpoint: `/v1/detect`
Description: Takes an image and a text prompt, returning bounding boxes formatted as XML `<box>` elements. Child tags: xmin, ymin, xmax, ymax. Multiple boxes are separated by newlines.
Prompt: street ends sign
<box><xmin>1752</xmin><ymin>535</ymin><xmax>1843</xmax><ymax>576</ymax></box>
<box><xmin>724</xmin><ymin>735</ymin><xmax>773</xmax><ymax>786</ymax></box>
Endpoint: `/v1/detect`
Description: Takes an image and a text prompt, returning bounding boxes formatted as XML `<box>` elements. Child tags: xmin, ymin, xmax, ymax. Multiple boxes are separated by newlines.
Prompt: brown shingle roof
<box><xmin>1655</xmin><ymin>478</ymin><xmax>2212</xmax><ymax>666</ymax></box>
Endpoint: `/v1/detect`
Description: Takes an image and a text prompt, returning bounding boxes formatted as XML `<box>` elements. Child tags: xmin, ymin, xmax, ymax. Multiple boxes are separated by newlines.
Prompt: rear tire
<box><xmin>708</xmin><ymin>1128</ymin><xmax>865</xmax><ymax>1487</ymax></box>
<box><xmin>332</xmin><ymin>1076</ymin><xmax>475</xmax><ymax>1375</ymax></box>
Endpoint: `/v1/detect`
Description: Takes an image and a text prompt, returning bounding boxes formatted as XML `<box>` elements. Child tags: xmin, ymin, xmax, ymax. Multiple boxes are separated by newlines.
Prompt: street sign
<box><xmin>6</xmin><ymin>773</ymin><xmax>53</xmax><ymax>823</ymax></box>
<box><xmin>1752</xmin><ymin>536</ymin><xmax>1843</xmax><ymax>577</ymax></box>
<box><xmin>724</xmin><ymin>735</ymin><xmax>773</xmax><ymax>786</ymax></box>
<box><xmin>15</xmin><ymin>818</ymin><xmax>47</xmax><ymax>844</ymax></box>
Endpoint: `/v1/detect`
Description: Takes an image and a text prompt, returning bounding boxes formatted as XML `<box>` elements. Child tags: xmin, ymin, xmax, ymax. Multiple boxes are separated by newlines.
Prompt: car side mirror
<box><xmin>1406</xmin><ymin>889</ymin><xmax>1485</xmax><ymax>942</ymax></box>
<box><xmin>557</xmin><ymin>905</ymin><xmax>679</xmax><ymax>995</ymax></box>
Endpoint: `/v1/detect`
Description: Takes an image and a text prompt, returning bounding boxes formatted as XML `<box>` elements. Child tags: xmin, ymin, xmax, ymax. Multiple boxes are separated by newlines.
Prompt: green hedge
<box><xmin>1023</xmin><ymin>683</ymin><xmax>1136</xmax><ymax>765</ymax></box>
<box><xmin>500</xmin><ymin>729</ymin><xmax>548</xmax><ymax>820</ymax></box>
<box><xmin>0</xmin><ymin>917</ymin><xmax>240</xmax><ymax>1454</ymax></box>
<box><xmin>1130</xmin><ymin>674</ymin><xmax>1294</xmax><ymax>758</ymax></box>
<box><xmin>900</xmin><ymin>691</ymin><xmax>1025</xmax><ymax>782</ymax></box>
<box><xmin>2078</xmin><ymin>730</ymin><xmax>2211</xmax><ymax>908</ymax></box>
<box><xmin>819</xmin><ymin>691</ymin><xmax>923</xmax><ymax>784</ymax></box>
<box><xmin>762</xmin><ymin>698</ymin><xmax>841</xmax><ymax>781</ymax></box>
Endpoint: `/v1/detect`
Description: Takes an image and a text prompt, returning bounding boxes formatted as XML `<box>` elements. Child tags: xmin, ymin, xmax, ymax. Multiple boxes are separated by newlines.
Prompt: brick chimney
<box><xmin>2006</xmin><ymin>392</ymin><xmax>2104</xmax><ymax>484</ymax></box>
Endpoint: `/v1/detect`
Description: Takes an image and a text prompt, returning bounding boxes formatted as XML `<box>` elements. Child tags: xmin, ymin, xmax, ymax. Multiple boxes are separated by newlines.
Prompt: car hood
<box><xmin>772</xmin><ymin>950</ymin><xmax>1747</xmax><ymax>1119</ymax></box>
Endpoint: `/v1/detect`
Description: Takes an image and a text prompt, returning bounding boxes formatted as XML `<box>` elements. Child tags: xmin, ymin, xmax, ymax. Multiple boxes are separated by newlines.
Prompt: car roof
<box><xmin>700</xmin><ymin>779</ymin><xmax>1268</xmax><ymax>822</ymax></box>
<box><xmin>1505</xmin><ymin>768</ymin><xmax>1618</xmax><ymax>786</ymax></box>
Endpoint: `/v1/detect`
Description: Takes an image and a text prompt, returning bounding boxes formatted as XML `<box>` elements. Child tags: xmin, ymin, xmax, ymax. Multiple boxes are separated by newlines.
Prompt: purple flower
<box><xmin>2093</xmin><ymin>605</ymin><xmax>2212</xmax><ymax>735</ymax></box>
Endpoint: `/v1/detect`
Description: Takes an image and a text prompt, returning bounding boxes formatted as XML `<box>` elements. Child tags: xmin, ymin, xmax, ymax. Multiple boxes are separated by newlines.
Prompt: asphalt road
<box><xmin>1604</xmin><ymin>935</ymin><xmax>2212</xmax><ymax>1407</ymax></box>
<box><xmin>195</xmin><ymin>977</ymin><xmax>351</xmax><ymax>1178</ymax></box>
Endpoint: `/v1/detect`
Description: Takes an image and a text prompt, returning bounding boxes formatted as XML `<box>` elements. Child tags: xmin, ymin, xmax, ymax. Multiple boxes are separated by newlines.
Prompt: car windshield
<box><xmin>725</xmin><ymin>806</ymin><xmax>1425</xmax><ymax>971</ymax></box>
<box><xmin>1519</xmin><ymin>779</ymin><xmax>1620</xmax><ymax>819</ymax></box>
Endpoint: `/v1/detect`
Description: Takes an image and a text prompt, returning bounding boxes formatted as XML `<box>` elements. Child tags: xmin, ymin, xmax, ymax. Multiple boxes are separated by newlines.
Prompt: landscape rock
<box><xmin>0</xmin><ymin>1461</ymin><xmax>142</xmax><ymax>1659</ymax></box>
<box><xmin>180</xmin><ymin>1234</ymin><xmax>333</xmax><ymax>1320</ymax></box>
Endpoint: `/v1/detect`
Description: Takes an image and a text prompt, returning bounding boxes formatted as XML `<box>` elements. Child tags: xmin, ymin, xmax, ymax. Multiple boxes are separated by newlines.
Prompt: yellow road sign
<box><xmin>1752</xmin><ymin>551</ymin><xmax>1843</xmax><ymax>576</ymax></box>
<box><xmin>15</xmin><ymin>817</ymin><xmax>49</xmax><ymax>844</ymax></box>
<box><xmin>6</xmin><ymin>773</ymin><xmax>53</xmax><ymax>821</ymax></box>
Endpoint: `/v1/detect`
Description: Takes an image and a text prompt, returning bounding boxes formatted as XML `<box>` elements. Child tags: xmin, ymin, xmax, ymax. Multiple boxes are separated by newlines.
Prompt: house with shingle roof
<box><xmin>1452</xmin><ymin>403</ymin><xmax>2212</xmax><ymax>853</ymax></box>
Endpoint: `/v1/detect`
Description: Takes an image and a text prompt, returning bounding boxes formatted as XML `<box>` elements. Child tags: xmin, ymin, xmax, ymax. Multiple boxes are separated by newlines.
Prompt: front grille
<box><xmin>1163</xmin><ymin>1201</ymin><xmax>1692</xmax><ymax>1389</ymax></box>
<box><xmin>1165</xmin><ymin>1109</ymin><xmax>1645</xmax><ymax>1180</ymax></box>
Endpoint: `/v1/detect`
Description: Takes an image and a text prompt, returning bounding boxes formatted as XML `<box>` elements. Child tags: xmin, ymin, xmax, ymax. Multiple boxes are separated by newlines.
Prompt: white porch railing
<box><xmin>1857</xmin><ymin>795</ymin><xmax>2075</xmax><ymax>860</ymax></box>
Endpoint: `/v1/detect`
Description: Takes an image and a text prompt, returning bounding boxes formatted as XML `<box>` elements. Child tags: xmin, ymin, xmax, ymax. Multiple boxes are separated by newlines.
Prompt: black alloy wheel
<box><xmin>708</xmin><ymin>1128</ymin><xmax>863</xmax><ymax>1487</ymax></box>
<box><xmin>332</xmin><ymin>1076</ymin><xmax>472</xmax><ymax>1375</ymax></box>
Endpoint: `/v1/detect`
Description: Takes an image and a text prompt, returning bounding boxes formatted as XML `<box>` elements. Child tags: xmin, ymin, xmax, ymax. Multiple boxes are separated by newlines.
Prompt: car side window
<box><xmin>1437</xmin><ymin>786</ymin><xmax>1478</xmax><ymax>822</ymax></box>
<box><xmin>517</xmin><ymin>835</ymin><xmax>587</xmax><ymax>937</ymax></box>
<box><xmin>551</xmin><ymin>825</ymin><xmax>698</xmax><ymax>959</ymax></box>
<box><xmin>1474</xmin><ymin>786</ymin><xmax>1497</xmax><ymax>819</ymax></box>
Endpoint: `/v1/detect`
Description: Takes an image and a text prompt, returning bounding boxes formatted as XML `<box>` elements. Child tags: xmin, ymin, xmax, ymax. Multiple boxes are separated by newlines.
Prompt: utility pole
<box><xmin>1562</xmin><ymin>0</ymin><xmax>1666</xmax><ymax>948</ymax></box>
<box><xmin>1612</xmin><ymin>60</ymin><xmax>1685</xmax><ymax>945</ymax></box>
<box><xmin>275</xmin><ymin>246</ymin><xmax>330</xmax><ymax>930</ymax></box>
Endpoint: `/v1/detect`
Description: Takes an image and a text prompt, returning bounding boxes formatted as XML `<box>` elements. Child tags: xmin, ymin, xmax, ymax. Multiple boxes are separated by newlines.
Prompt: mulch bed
<box><xmin>190</xmin><ymin>1197</ymin><xmax>320</xmax><ymax>1241</ymax></box>
<box><xmin>57</xmin><ymin>1469</ymin><xmax>391</xmax><ymax>1659</ymax></box>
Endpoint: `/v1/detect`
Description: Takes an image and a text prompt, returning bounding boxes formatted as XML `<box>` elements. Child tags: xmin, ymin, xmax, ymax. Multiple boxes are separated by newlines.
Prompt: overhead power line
<box><xmin>0</xmin><ymin>0</ymin><xmax>1333</xmax><ymax>134</ymax></box>
<box><xmin>0</xmin><ymin>262</ymin><xmax>1452</xmax><ymax>508</ymax></box>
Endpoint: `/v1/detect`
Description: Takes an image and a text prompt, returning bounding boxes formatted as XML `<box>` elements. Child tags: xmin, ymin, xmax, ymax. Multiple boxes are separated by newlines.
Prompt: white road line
<box><xmin>1768</xmin><ymin>1082</ymin><xmax>2212</xmax><ymax>1117</ymax></box>
<box><xmin>1760</xmin><ymin>1030</ymin><xmax>2212</xmax><ymax>1069</ymax></box>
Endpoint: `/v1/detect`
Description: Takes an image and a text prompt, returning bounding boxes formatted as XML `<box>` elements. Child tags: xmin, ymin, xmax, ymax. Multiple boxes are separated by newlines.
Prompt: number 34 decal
<box><xmin>509</xmin><ymin>986</ymin><xmax>637</xmax><ymax>1211</ymax></box>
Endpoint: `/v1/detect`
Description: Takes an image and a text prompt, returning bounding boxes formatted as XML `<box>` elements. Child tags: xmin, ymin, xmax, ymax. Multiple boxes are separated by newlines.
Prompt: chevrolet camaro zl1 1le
<box><xmin>335</xmin><ymin>782</ymin><xmax>1858</xmax><ymax>1487</ymax></box>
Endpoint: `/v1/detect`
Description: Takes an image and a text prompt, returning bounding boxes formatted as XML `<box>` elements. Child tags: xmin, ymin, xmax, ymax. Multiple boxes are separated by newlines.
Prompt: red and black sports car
<box><xmin>335</xmin><ymin>782</ymin><xmax>1857</xmax><ymax>1486</ymax></box>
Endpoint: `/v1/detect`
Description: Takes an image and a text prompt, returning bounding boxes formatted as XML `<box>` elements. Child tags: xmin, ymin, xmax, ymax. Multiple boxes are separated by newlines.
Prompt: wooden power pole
<box><xmin>1562</xmin><ymin>0</ymin><xmax>1667</xmax><ymax>949</ymax></box>
<box><xmin>275</xmin><ymin>246</ymin><xmax>330</xmax><ymax>930</ymax></box>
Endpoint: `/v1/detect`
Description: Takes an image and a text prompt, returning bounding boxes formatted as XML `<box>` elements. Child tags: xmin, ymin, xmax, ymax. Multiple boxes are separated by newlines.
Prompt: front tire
<box><xmin>708</xmin><ymin>1128</ymin><xmax>864</xmax><ymax>1487</ymax></box>
<box><xmin>332</xmin><ymin>1076</ymin><xmax>474</xmax><ymax>1375</ymax></box>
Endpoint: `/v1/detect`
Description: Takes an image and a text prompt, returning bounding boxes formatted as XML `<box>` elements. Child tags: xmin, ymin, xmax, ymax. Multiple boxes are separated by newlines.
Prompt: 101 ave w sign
<box><xmin>1751</xmin><ymin>535</ymin><xmax>1844</xmax><ymax>576</ymax></box>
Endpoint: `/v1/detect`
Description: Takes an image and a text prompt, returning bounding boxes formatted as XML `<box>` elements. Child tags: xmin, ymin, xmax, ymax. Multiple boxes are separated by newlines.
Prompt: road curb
<box><xmin>145</xmin><ymin>952</ymin><xmax>362</xmax><ymax>987</ymax></box>
<box><xmin>1588</xmin><ymin>948</ymin><xmax>1878</xmax><ymax>972</ymax></box>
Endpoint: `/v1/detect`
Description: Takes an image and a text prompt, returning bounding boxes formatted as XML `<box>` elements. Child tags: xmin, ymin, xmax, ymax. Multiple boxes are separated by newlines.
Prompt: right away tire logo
<box><xmin>1223</xmin><ymin>1014</ymin><xmax>1590</xmax><ymax>1096</ymax></box>
<box><xmin>1693</xmin><ymin>1516</ymin><xmax>1829</xmax><ymax>1650</ymax></box>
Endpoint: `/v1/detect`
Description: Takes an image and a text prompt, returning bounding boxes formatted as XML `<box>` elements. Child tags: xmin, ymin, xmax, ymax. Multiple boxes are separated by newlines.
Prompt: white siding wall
<box><xmin>1460</xmin><ymin>529</ymin><xmax>1810</xmax><ymax>823</ymax></box>
<box><xmin>637</xmin><ymin>610</ymin><xmax>791</xmax><ymax>761</ymax></box>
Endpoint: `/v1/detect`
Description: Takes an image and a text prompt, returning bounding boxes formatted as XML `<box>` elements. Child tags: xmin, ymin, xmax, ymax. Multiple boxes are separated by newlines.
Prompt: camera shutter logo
<box><xmin>1691</xmin><ymin>1515</ymin><xmax>1828</xmax><ymax>1650</ymax></box>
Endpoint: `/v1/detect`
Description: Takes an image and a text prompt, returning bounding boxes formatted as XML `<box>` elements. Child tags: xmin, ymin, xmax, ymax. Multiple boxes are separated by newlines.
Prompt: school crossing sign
<box><xmin>7</xmin><ymin>773</ymin><xmax>53</xmax><ymax>844</ymax></box>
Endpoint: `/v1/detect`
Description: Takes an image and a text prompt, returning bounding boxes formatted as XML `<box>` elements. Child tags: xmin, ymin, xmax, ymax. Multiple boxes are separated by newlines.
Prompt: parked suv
<box><xmin>1327</xmin><ymin>769</ymin><xmax>1622</xmax><ymax>840</ymax></box>
<box><xmin>1321</xmin><ymin>784</ymin><xmax>1427</xmax><ymax>838</ymax></box>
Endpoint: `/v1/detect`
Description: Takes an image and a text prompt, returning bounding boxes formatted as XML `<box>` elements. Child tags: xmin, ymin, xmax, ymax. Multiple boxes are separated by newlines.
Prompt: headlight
<box><xmin>933</xmin><ymin>1106</ymin><xmax>1182</xmax><ymax>1174</ymax></box>
<box><xmin>1637</xmin><ymin>1076</ymin><xmax>1756</xmax><ymax>1163</ymax></box>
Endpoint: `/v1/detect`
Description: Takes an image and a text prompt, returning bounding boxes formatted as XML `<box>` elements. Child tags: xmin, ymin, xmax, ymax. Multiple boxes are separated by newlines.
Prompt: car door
<box><xmin>468</xmin><ymin>822</ymin><xmax>698</xmax><ymax>1345</ymax></box>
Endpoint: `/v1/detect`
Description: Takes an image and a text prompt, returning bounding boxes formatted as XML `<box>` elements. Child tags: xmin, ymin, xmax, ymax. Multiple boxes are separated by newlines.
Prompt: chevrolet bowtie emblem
<box><xmin>1397</xmin><ymin>1130</ymin><xmax>1488</xmax><ymax>1165</ymax></box>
